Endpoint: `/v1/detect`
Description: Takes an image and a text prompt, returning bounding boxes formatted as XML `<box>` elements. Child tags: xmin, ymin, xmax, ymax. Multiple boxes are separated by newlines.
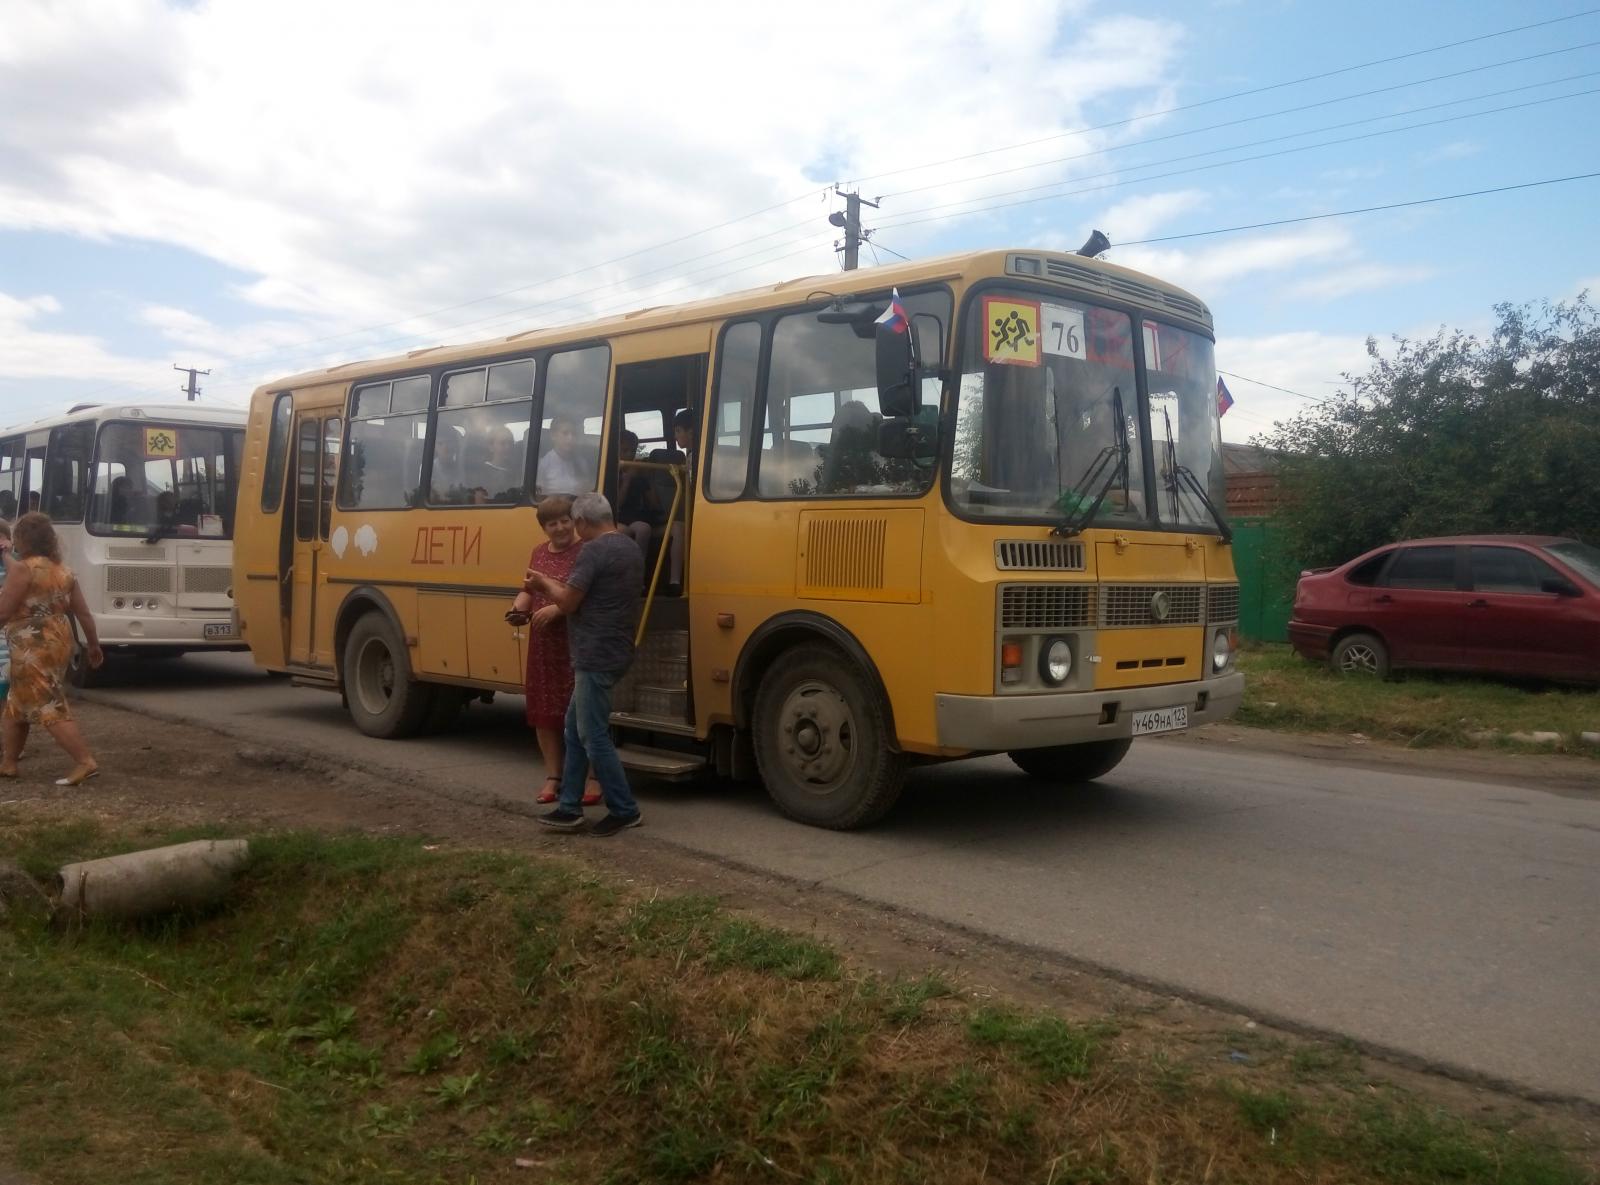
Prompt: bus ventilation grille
<box><xmin>1207</xmin><ymin>583</ymin><xmax>1240</xmax><ymax>625</ymax></box>
<box><xmin>995</xmin><ymin>540</ymin><xmax>1085</xmax><ymax>571</ymax></box>
<box><xmin>182</xmin><ymin>566</ymin><xmax>234</xmax><ymax>595</ymax></box>
<box><xmin>1100</xmin><ymin>584</ymin><xmax>1204</xmax><ymax>628</ymax></box>
<box><xmin>107</xmin><ymin>545</ymin><xmax>162</xmax><ymax>561</ymax></box>
<box><xmin>106</xmin><ymin>565</ymin><xmax>175</xmax><ymax>595</ymax></box>
<box><xmin>999</xmin><ymin>584</ymin><xmax>1093</xmax><ymax>630</ymax></box>
<box><xmin>804</xmin><ymin>517</ymin><xmax>886</xmax><ymax>590</ymax></box>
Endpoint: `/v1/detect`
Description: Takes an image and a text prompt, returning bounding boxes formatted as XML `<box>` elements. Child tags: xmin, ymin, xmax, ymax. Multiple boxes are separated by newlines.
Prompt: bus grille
<box><xmin>1100</xmin><ymin>584</ymin><xmax>1204</xmax><ymax>627</ymax></box>
<box><xmin>995</xmin><ymin>539</ymin><xmax>1085</xmax><ymax>571</ymax></box>
<box><xmin>107</xmin><ymin>545</ymin><xmax>159</xmax><ymax>561</ymax></box>
<box><xmin>106</xmin><ymin>565</ymin><xmax>174</xmax><ymax>595</ymax></box>
<box><xmin>803</xmin><ymin>516</ymin><xmax>886</xmax><ymax>590</ymax></box>
<box><xmin>182</xmin><ymin>566</ymin><xmax>233</xmax><ymax>594</ymax></box>
<box><xmin>1208</xmin><ymin>583</ymin><xmax>1240</xmax><ymax>625</ymax></box>
<box><xmin>999</xmin><ymin>584</ymin><xmax>1093</xmax><ymax>629</ymax></box>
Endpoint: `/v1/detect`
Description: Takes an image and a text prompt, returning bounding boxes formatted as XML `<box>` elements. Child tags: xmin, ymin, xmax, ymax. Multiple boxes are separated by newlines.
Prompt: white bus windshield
<box><xmin>87</xmin><ymin>421</ymin><xmax>244</xmax><ymax>539</ymax></box>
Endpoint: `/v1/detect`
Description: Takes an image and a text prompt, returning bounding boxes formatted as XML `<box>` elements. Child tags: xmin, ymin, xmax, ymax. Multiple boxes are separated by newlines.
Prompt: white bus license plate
<box><xmin>202</xmin><ymin>623</ymin><xmax>238</xmax><ymax>640</ymax></box>
<box><xmin>1130</xmin><ymin>705</ymin><xmax>1189</xmax><ymax>737</ymax></box>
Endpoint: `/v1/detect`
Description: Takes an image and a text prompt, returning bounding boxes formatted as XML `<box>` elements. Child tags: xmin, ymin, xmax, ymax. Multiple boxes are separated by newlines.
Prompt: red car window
<box><xmin>1383</xmin><ymin>546</ymin><xmax>1457</xmax><ymax>590</ymax></box>
<box><xmin>1469</xmin><ymin>546</ymin><xmax>1560</xmax><ymax>594</ymax></box>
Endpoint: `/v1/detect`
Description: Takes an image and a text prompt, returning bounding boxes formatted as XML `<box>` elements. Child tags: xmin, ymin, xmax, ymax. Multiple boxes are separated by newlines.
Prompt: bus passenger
<box><xmin>535</xmin><ymin>415</ymin><xmax>591</xmax><ymax>495</ymax></box>
<box><xmin>0</xmin><ymin>513</ymin><xmax>103</xmax><ymax>786</ymax></box>
<box><xmin>505</xmin><ymin>496</ymin><xmax>601</xmax><ymax>808</ymax></box>
<box><xmin>471</xmin><ymin>424</ymin><xmax>520</xmax><ymax>502</ymax></box>
<box><xmin>616</xmin><ymin>430</ymin><xmax>661</xmax><ymax>557</ymax></box>
<box><xmin>431</xmin><ymin>429</ymin><xmax>468</xmax><ymax>503</ymax></box>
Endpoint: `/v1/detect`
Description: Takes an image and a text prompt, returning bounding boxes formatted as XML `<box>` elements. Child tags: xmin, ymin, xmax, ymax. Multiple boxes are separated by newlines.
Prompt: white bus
<box><xmin>1</xmin><ymin>402</ymin><xmax>249</xmax><ymax>683</ymax></box>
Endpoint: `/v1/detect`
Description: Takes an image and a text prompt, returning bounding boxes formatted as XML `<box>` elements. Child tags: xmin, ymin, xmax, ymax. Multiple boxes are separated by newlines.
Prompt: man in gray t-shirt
<box><xmin>524</xmin><ymin>492</ymin><xmax>645</xmax><ymax>835</ymax></box>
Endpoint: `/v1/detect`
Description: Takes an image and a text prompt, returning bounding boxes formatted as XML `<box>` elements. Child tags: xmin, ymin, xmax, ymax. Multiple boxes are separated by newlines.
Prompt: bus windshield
<box><xmin>87</xmin><ymin>421</ymin><xmax>245</xmax><ymax>539</ymax></box>
<box><xmin>949</xmin><ymin>289</ymin><xmax>1226</xmax><ymax>532</ymax></box>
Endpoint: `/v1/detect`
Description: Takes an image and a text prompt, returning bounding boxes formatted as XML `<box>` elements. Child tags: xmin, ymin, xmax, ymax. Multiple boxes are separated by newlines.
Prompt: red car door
<box><xmin>1466</xmin><ymin>545</ymin><xmax>1593</xmax><ymax>679</ymax></box>
<box><xmin>1371</xmin><ymin>544</ymin><xmax>1469</xmax><ymax>668</ymax></box>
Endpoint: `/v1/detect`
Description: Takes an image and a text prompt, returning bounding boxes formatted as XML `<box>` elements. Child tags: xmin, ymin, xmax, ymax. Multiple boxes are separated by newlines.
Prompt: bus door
<box><xmin>288</xmin><ymin>412</ymin><xmax>341</xmax><ymax>667</ymax></box>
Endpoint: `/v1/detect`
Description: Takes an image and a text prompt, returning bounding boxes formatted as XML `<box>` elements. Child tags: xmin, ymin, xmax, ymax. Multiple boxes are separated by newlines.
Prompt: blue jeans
<box><xmin>558</xmin><ymin>669</ymin><xmax>638</xmax><ymax>817</ymax></box>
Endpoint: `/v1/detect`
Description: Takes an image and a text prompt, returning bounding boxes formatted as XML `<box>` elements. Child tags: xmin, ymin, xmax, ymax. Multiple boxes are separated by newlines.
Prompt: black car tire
<box><xmin>1330</xmin><ymin>632</ymin><xmax>1390</xmax><ymax>678</ymax></box>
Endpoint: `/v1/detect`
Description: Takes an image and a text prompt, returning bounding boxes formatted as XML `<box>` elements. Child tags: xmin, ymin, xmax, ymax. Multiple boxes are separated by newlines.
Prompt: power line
<box><xmin>1218</xmin><ymin>370</ymin><xmax>1333</xmax><ymax>404</ymax></box>
<box><xmin>873</xmin><ymin>85</ymin><xmax>1600</xmax><ymax>230</ymax></box>
<box><xmin>881</xmin><ymin>42</ymin><xmax>1600</xmax><ymax>200</ymax></box>
<box><xmin>846</xmin><ymin>8</ymin><xmax>1600</xmax><ymax>187</ymax></box>
<box><xmin>1119</xmin><ymin>172</ymin><xmax>1600</xmax><ymax>246</ymax></box>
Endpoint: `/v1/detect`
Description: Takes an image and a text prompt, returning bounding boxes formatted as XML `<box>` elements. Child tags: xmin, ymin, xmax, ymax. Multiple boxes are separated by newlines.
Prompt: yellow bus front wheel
<box><xmin>753</xmin><ymin>647</ymin><xmax>906</xmax><ymax>830</ymax></box>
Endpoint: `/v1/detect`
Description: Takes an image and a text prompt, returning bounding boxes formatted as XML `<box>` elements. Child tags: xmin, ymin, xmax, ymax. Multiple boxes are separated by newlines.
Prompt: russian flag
<box><xmin>875</xmin><ymin>287</ymin><xmax>910</xmax><ymax>334</ymax></box>
<box><xmin>1216</xmin><ymin>376</ymin><xmax>1235</xmax><ymax>417</ymax></box>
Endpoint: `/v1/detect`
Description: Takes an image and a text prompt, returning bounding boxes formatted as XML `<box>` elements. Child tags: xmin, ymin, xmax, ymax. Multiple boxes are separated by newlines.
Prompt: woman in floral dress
<box><xmin>0</xmin><ymin>513</ymin><xmax>103</xmax><ymax>785</ymax></box>
<box><xmin>507</xmin><ymin>496</ymin><xmax>600</xmax><ymax>806</ymax></box>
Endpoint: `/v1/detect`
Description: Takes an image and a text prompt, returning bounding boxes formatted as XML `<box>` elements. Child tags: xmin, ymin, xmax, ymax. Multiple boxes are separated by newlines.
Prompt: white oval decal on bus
<box><xmin>330</xmin><ymin>525</ymin><xmax>349</xmax><ymax>558</ymax></box>
<box><xmin>354</xmin><ymin>524</ymin><xmax>379</xmax><ymax>557</ymax></box>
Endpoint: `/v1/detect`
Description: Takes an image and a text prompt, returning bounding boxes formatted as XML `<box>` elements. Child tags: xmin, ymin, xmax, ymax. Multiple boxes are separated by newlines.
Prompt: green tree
<box><xmin>1261</xmin><ymin>295</ymin><xmax>1600</xmax><ymax>568</ymax></box>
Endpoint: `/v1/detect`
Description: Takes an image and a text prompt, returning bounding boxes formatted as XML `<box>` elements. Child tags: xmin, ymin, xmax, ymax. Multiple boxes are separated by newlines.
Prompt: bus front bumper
<box><xmin>95</xmin><ymin>614</ymin><xmax>242</xmax><ymax>650</ymax></box>
<box><xmin>934</xmin><ymin>670</ymin><xmax>1244</xmax><ymax>751</ymax></box>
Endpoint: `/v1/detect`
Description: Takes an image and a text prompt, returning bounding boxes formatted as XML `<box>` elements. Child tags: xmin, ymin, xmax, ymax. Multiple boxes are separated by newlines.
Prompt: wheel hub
<box><xmin>778</xmin><ymin>680</ymin><xmax>854</xmax><ymax>790</ymax></box>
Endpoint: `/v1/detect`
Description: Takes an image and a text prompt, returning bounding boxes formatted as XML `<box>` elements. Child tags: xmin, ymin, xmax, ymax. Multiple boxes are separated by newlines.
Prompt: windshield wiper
<box><xmin>1159</xmin><ymin>408</ymin><xmax>1232</xmax><ymax>543</ymax></box>
<box><xmin>1051</xmin><ymin>386</ymin><xmax>1128</xmax><ymax>538</ymax></box>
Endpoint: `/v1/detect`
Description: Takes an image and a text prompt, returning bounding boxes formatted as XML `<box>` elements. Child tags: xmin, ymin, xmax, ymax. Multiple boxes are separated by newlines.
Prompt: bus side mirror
<box><xmin>876</xmin><ymin>319</ymin><xmax>919</xmax><ymax>419</ymax></box>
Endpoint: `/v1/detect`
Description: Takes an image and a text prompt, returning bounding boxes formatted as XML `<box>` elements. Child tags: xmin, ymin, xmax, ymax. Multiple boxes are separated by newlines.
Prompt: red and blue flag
<box><xmin>875</xmin><ymin>287</ymin><xmax>910</xmax><ymax>334</ymax></box>
<box><xmin>1216</xmin><ymin>376</ymin><xmax>1235</xmax><ymax>417</ymax></box>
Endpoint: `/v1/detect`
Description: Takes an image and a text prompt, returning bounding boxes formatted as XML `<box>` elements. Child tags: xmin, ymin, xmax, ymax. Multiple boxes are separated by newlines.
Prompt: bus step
<box><xmin>633</xmin><ymin>685</ymin><xmax>688</xmax><ymax>719</ymax></box>
<box><xmin>289</xmin><ymin>674</ymin><xmax>340</xmax><ymax>692</ymax></box>
<box><xmin>618</xmin><ymin>744</ymin><xmax>706</xmax><ymax>779</ymax></box>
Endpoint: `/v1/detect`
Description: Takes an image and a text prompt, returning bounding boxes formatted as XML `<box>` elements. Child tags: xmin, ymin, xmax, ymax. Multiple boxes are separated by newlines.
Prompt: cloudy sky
<box><xmin>3</xmin><ymin>0</ymin><xmax>1597</xmax><ymax>442</ymax></box>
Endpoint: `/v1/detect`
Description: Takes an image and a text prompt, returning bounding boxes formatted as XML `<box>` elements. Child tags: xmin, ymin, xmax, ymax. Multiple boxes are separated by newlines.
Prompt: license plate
<box><xmin>1130</xmin><ymin>705</ymin><xmax>1189</xmax><ymax>736</ymax></box>
<box><xmin>202</xmin><ymin>623</ymin><xmax>238</xmax><ymax>640</ymax></box>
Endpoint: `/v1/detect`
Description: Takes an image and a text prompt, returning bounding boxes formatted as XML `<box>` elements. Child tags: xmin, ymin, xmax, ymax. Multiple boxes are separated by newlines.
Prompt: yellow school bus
<box><xmin>235</xmin><ymin>247</ymin><xmax>1243</xmax><ymax>828</ymax></box>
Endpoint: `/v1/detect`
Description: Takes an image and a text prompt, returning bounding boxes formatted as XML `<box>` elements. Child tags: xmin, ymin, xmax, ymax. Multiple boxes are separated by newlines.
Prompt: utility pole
<box><xmin>829</xmin><ymin>189</ymin><xmax>880</xmax><ymax>271</ymax></box>
<box><xmin>173</xmin><ymin>364</ymin><xmax>210</xmax><ymax>402</ymax></box>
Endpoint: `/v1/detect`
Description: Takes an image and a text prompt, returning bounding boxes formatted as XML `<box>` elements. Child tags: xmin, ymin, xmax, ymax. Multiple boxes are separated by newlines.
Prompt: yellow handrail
<box><xmin>622</xmin><ymin>460</ymin><xmax>685</xmax><ymax>646</ymax></box>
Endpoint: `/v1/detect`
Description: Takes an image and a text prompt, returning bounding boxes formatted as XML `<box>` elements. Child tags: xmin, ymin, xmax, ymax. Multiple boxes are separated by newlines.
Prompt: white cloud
<box><xmin>1091</xmin><ymin>189</ymin><xmax>1209</xmax><ymax>243</ymax></box>
<box><xmin>1286</xmin><ymin>262</ymin><xmax>1435</xmax><ymax>301</ymax></box>
<box><xmin>0</xmin><ymin>0</ymin><xmax>1194</xmax><ymax>402</ymax></box>
<box><xmin>1112</xmin><ymin>225</ymin><xmax>1352</xmax><ymax>293</ymax></box>
<box><xmin>0</xmin><ymin>290</ymin><xmax>165</xmax><ymax>388</ymax></box>
<box><xmin>1214</xmin><ymin>330</ymin><xmax>1371</xmax><ymax>444</ymax></box>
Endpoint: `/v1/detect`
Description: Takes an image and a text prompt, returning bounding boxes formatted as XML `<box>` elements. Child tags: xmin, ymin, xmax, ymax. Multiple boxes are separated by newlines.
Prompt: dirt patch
<box><xmin>3</xmin><ymin>701</ymin><xmax>1596</xmax><ymax>1167</ymax></box>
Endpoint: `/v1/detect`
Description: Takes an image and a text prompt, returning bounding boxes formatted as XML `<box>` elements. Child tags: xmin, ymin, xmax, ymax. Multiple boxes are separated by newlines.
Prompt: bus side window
<box><xmin>342</xmin><ymin>376</ymin><xmax>431</xmax><ymax>509</ymax></box>
<box><xmin>432</xmin><ymin>358</ymin><xmax>535</xmax><ymax>505</ymax></box>
<box><xmin>261</xmin><ymin>393</ymin><xmax>294</xmax><ymax>513</ymax></box>
<box><xmin>0</xmin><ymin>437</ymin><xmax>21</xmax><ymax>520</ymax></box>
<box><xmin>706</xmin><ymin>321</ymin><xmax>761</xmax><ymax>500</ymax></box>
<box><xmin>44</xmin><ymin>422</ymin><xmax>93</xmax><ymax>522</ymax></box>
<box><xmin>534</xmin><ymin>346</ymin><xmax>609</xmax><ymax>497</ymax></box>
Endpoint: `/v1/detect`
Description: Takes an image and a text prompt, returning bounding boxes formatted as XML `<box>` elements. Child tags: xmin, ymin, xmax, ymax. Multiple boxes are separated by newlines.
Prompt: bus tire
<box><xmin>1008</xmin><ymin>738</ymin><xmax>1132</xmax><ymax>783</ymax></box>
<box><xmin>343</xmin><ymin>612</ymin><xmax>431</xmax><ymax>738</ymax></box>
<box><xmin>752</xmin><ymin>646</ymin><xmax>905</xmax><ymax>830</ymax></box>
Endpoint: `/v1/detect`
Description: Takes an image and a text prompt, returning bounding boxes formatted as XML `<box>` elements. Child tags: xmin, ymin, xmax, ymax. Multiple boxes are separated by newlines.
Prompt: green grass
<box><xmin>1238</xmin><ymin>644</ymin><xmax>1600</xmax><ymax>755</ymax></box>
<box><xmin>0</xmin><ymin>819</ymin><xmax>1590</xmax><ymax>1185</ymax></box>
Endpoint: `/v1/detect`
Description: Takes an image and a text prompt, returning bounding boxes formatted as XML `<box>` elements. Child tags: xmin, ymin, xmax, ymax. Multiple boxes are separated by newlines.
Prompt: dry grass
<box><xmin>0</xmin><ymin>818</ymin><xmax>1590</xmax><ymax>1185</ymax></box>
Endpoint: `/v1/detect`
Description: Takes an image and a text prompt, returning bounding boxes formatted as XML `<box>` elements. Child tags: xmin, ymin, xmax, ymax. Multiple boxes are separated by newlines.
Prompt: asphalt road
<box><xmin>84</xmin><ymin>651</ymin><xmax>1600</xmax><ymax>1103</ymax></box>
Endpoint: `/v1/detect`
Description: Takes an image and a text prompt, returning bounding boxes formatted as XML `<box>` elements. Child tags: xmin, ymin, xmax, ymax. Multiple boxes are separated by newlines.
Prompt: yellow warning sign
<box><xmin>143</xmin><ymin>427</ymin><xmax>178</xmax><ymax>458</ymax></box>
<box><xmin>982</xmin><ymin>296</ymin><xmax>1042</xmax><ymax>367</ymax></box>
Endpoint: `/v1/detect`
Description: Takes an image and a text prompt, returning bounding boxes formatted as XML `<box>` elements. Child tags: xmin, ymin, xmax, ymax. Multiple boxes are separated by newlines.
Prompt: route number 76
<box><xmin>1041</xmin><ymin>303</ymin><xmax>1086</xmax><ymax>360</ymax></box>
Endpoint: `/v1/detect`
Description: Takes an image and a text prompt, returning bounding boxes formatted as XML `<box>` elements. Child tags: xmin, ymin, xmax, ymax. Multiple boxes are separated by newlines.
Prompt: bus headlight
<box><xmin>1212</xmin><ymin>631</ymin><xmax>1232</xmax><ymax>672</ymax></box>
<box><xmin>1040</xmin><ymin>638</ymin><xmax>1073</xmax><ymax>685</ymax></box>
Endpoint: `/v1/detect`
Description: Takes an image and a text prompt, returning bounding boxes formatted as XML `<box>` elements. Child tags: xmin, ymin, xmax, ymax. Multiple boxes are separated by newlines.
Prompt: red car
<box><xmin>1288</xmin><ymin>535</ymin><xmax>1600</xmax><ymax>682</ymax></box>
